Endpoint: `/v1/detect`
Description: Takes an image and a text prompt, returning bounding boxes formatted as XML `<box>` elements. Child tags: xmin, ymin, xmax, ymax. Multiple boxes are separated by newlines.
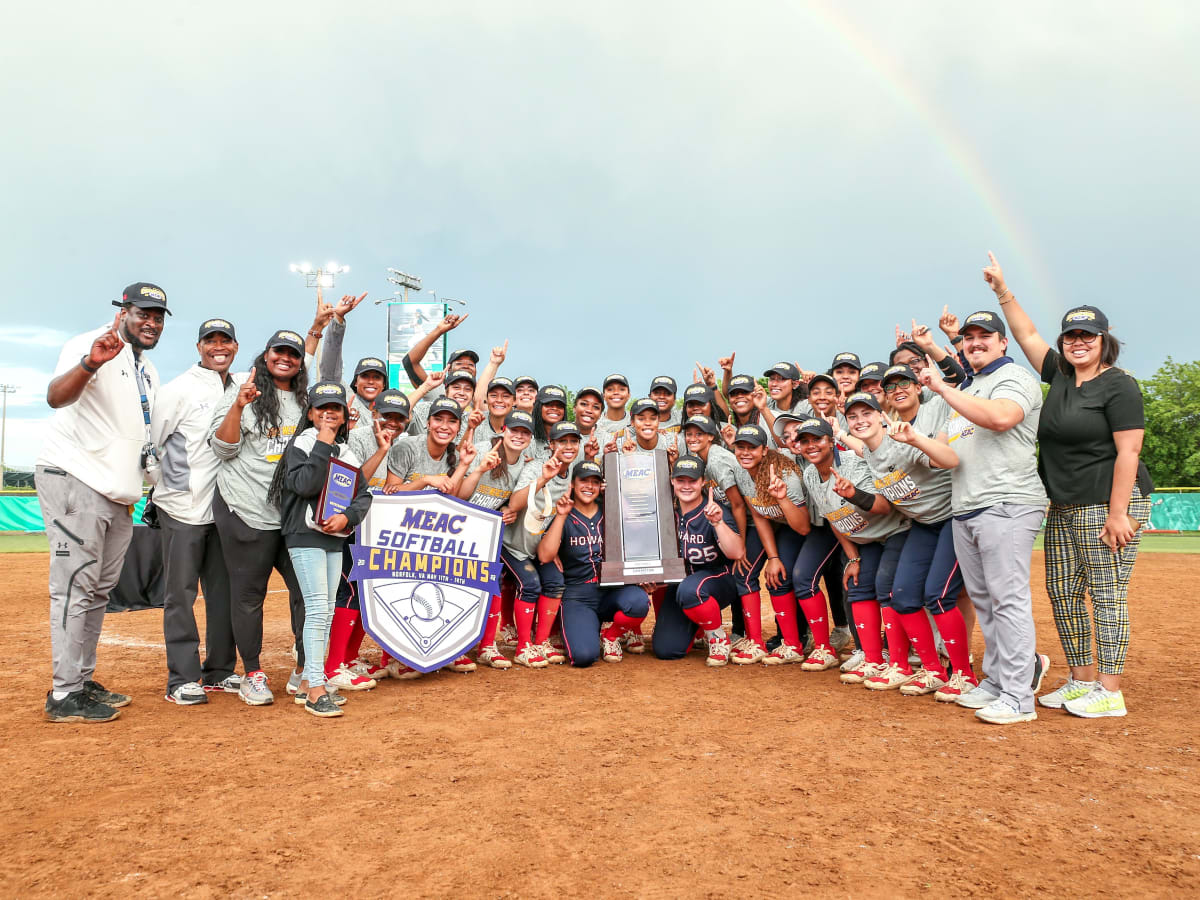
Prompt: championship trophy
<box><xmin>600</xmin><ymin>448</ymin><xmax>686</xmax><ymax>585</ymax></box>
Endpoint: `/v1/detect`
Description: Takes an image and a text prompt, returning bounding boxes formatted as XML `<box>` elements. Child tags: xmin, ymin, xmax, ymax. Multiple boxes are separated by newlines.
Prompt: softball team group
<box><xmin>40</xmin><ymin>253</ymin><xmax>1152</xmax><ymax>727</ymax></box>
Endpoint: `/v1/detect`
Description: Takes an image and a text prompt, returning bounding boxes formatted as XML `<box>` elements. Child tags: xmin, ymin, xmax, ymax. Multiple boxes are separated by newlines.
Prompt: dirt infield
<box><xmin>3</xmin><ymin>551</ymin><xmax>1198</xmax><ymax>898</ymax></box>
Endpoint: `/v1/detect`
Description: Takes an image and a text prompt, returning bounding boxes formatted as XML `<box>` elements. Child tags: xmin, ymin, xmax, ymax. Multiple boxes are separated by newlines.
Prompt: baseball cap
<box><xmin>375</xmin><ymin>389</ymin><xmax>411</xmax><ymax>418</ymax></box>
<box><xmin>550</xmin><ymin>421</ymin><xmax>581</xmax><ymax>441</ymax></box>
<box><xmin>683</xmin><ymin>383</ymin><xmax>713</xmax><ymax>406</ymax></box>
<box><xmin>444</xmin><ymin>369</ymin><xmax>476</xmax><ymax>387</ymax></box>
<box><xmin>197</xmin><ymin>318</ymin><xmax>236</xmax><ymax>341</ymax></box>
<box><xmin>428</xmin><ymin>397</ymin><xmax>464</xmax><ymax>421</ymax></box>
<box><xmin>1059</xmin><ymin>305</ymin><xmax>1109</xmax><ymax>336</ymax></box>
<box><xmin>603</xmin><ymin>373</ymin><xmax>629</xmax><ymax>389</ymax></box>
<box><xmin>683</xmin><ymin>414</ymin><xmax>719</xmax><ymax>436</ymax></box>
<box><xmin>572</xmin><ymin>460</ymin><xmax>603</xmax><ymax>481</ymax></box>
<box><xmin>487</xmin><ymin>376</ymin><xmax>516</xmax><ymax>396</ymax></box>
<box><xmin>856</xmin><ymin>362</ymin><xmax>887</xmax><ymax>387</ymax></box>
<box><xmin>671</xmin><ymin>455</ymin><xmax>705</xmax><ymax>480</ymax></box>
<box><xmin>630</xmin><ymin>398</ymin><xmax>659</xmax><ymax>417</ymax></box>
<box><xmin>575</xmin><ymin>385</ymin><xmax>602</xmax><ymax>403</ymax></box>
<box><xmin>795</xmin><ymin>416</ymin><xmax>834</xmax><ymax>439</ymax></box>
<box><xmin>732</xmin><ymin>424</ymin><xmax>768</xmax><ymax>447</ymax></box>
<box><xmin>308</xmin><ymin>381</ymin><xmax>349</xmax><ymax>409</ymax></box>
<box><xmin>650</xmin><ymin>375</ymin><xmax>678</xmax><ymax>394</ymax></box>
<box><xmin>514</xmin><ymin>375</ymin><xmax>539</xmax><ymax>390</ymax></box>
<box><xmin>889</xmin><ymin>341</ymin><xmax>924</xmax><ymax>365</ymax></box>
<box><xmin>266</xmin><ymin>329</ymin><xmax>304</xmax><ymax>355</ymax></box>
<box><xmin>764</xmin><ymin>361</ymin><xmax>801</xmax><ymax>380</ymax></box>
<box><xmin>771</xmin><ymin>412</ymin><xmax>804</xmax><ymax>439</ymax></box>
<box><xmin>727</xmin><ymin>374</ymin><xmax>757</xmax><ymax>395</ymax></box>
<box><xmin>115</xmin><ymin>282</ymin><xmax>171</xmax><ymax>315</ymax></box>
<box><xmin>537</xmin><ymin>384</ymin><xmax>568</xmax><ymax>405</ymax></box>
<box><xmin>504</xmin><ymin>409</ymin><xmax>535</xmax><ymax>432</ymax></box>
<box><xmin>353</xmin><ymin>357</ymin><xmax>387</xmax><ymax>379</ymax></box>
<box><xmin>447</xmin><ymin>348</ymin><xmax>479</xmax><ymax>366</ymax></box>
<box><xmin>961</xmin><ymin>310</ymin><xmax>1006</xmax><ymax>337</ymax></box>
<box><xmin>807</xmin><ymin>372</ymin><xmax>838</xmax><ymax>391</ymax></box>
<box><xmin>830</xmin><ymin>352</ymin><xmax>861</xmax><ymax>371</ymax></box>
<box><xmin>844</xmin><ymin>391</ymin><xmax>882</xmax><ymax>413</ymax></box>
<box><xmin>882</xmin><ymin>364</ymin><xmax>918</xmax><ymax>386</ymax></box>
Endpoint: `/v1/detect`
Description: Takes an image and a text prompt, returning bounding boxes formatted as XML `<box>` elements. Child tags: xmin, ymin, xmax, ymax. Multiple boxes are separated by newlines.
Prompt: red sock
<box><xmin>933</xmin><ymin>608</ymin><xmax>975</xmax><ymax>681</ymax></box>
<box><xmin>480</xmin><ymin>595</ymin><xmax>502</xmax><ymax>648</ymax></box>
<box><xmin>900</xmin><ymin>610</ymin><xmax>946</xmax><ymax>679</ymax></box>
<box><xmin>798</xmin><ymin>592</ymin><xmax>832</xmax><ymax>651</ymax></box>
<box><xmin>534</xmin><ymin>595</ymin><xmax>562</xmax><ymax>645</ymax></box>
<box><xmin>347</xmin><ymin>617</ymin><xmax>366</xmax><ymax>662</ymax></box>
<box><xmin>500</xmin><ymin>579</ymin><xmax>515</xmax><ymax>630</ymax></box>
<box><xmin>683</xmin><ymin>597</ymin><xmax>723</xmax><ymax>632</ymax></box>
<box><xmin>740</xmin><ymin>594</ymin><xmax>764</xmax><ymax>647</ymax></box>
<box><xmin>880</xmin><ymin>607</ymin><xmax>912</xmax><ymax>673</ymax></box>
<box><xmin>651</xmin><ymin>586</ymin><xmax>666</xmax><ymax>619</ymax></box>
<box><xmin>324</xmin><ymin>607</ymin><xmax>356</xmax><ymax>678</ymax></box>
<box><xmin>851</xmin><ymin>600</ymin><xmax>884</xmax><ymax>664</ymax></box>
<box><xmin>514</xmin><ymin>599</ymin><xmax>537</xmax><ymax>649</ymax></box>
<box><xmin>769</xmin><ymin>592</ymin><xmax>802</xmax><ymax>648</ymax></box>
<box><xmin>602</xmin><ymin>611</ymin><xmax>645</xmax><ymax>641</ymax></box>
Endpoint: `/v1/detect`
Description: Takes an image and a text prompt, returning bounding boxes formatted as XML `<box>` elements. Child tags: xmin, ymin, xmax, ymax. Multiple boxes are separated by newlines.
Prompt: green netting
<box><xmin>0</xmin><ymin>495</ymin><xmax>149</xmax><ymax>531</ymax></box>
<box><xmin>1148</xmin><ymin>493</ymin><xmax>1200</xmax><ymax>531</ymax></box>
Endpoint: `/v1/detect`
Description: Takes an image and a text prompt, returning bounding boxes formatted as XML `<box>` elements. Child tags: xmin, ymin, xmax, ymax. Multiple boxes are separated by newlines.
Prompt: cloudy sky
<box><xmin>1</xmin><ymin>2</ymin><xmax>1196</xmax><ymax>467</ymax></box>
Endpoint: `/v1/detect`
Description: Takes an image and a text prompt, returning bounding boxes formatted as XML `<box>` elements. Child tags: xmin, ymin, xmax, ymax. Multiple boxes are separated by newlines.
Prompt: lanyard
<box><xmin>131</xmin><ymin>354</ymin><xmax>153</xmax><ymax>443</ymax></box>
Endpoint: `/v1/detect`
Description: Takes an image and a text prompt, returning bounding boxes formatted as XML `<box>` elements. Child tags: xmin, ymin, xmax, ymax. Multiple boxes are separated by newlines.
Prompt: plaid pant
<box><xmin>1044</xmin><ymin>488</ymin><xmax>1152</xmax><ymax>675</ymax></box>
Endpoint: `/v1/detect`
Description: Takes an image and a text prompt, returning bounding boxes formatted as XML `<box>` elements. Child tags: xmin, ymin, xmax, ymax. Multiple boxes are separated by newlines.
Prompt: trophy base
<box><xmin>600</xmin><ymin>557</ymin><xmax>686</xmax><ymax>587</ymax></box>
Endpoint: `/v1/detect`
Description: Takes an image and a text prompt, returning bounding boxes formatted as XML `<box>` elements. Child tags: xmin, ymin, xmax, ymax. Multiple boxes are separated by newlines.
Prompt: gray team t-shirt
<box><xmin>912</xmin><ymin>394</ymin><xmax>951</xmax><ymax>438</ymax></box>
<box><xmin>465</xmin><ymin>453</ymin><xmax>535</xmax><ymax>511</ymax></box>
<box><xmin>698</xmin><ymin>444</ymin><xmax>740</xmax><ymax>505</ymax></box>
<box><xmin>505</xmin><ymin>464</ymin><xmax>573</xmax><ymax>558</ymax></box>
<box><xmin>861</xmin><ymin>436</ymin><xmax>953</xmax><ymax>524</ymax></box>
<box><xmin>802</xmin><ymin>453</ymin><xmax>911</xmax><ymax>543</ymax></box>
<box><xmin>946</xmin><ymin>362</ymin><xmax>1048</xmax><ymax>514</ymax></box>
<box><xmin>348</xmin><ymin>427</ymin><xmax>389</xmax><ymax>491</ymax></box>
<box><xmin>732</xmin><ymin>462</ymin><xmax>806</xmax><ymax>526</ymax></box>
<box><xmin>386</xmin><ymin>434</ymin><xmax>454</xmax><ymax>483</ymax></box>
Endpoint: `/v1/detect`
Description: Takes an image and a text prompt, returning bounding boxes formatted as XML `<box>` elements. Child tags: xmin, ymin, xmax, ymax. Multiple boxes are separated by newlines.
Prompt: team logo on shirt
<box><xmin>874</xmin><ymin>469</ymin><xmax>920</xmax><ymax>504</ymax></box>
<box><xmin>826</xmin><ymin>504</ymin><xmax>868</xmax><ymax>535</ymax></box>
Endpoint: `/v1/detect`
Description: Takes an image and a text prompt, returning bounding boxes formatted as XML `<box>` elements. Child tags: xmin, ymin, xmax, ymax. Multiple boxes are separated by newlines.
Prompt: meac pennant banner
<box><xmin>352</xmin><ymin>491</ymin><xmax>503</xmax><ymax>673</ymax></box>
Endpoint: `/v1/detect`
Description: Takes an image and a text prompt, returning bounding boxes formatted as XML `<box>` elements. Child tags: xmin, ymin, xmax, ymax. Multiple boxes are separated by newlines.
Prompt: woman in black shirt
<box><xmin>989</xmin><ymin>252</ymin><xmax>1151</xmax><ymax>720</ymax></box>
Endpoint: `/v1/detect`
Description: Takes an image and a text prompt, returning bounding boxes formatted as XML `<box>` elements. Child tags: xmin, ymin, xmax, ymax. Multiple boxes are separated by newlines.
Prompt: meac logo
<box><xmin>626</xmin><ymin>467</ymin><xmax>652</xmax><ymax>479</ymax></box>
<box><xmin>278</xmin><ymin>331</ymin><xmax>302</xmax><ymax>343</ymax></box>
<box><xmin>315</xmin><ymin>384</ymin><xmax>342</xmax><ymax>396</ymax></box>
<box><xmin>1065</xmin><ymin>309</ymin><xmax>1096</xmax><ymax>322</ymax></box>
<box><xmin>139</xmin><ymin>286</ymin><xmax>165</xmax><ymax>301</ymax></box>
<box><xmin>203</xmin><ymin>318</ymin><xmax>232</xmax><ymax>330</ymax></box>
<box><xmin>965</xmin><ymin>313</ymin><xmax>993</xmax><ymax>326</ymax></box>
<box><xmin>801</xmin><ymin>418</ymin><xmax>821</xmax><ymax>429</ymax></box>
<box><xmin>332</xmin><ymin>472</ymin><xmax>354</xmax><ymax>488</ymax></box>
<box><xmin>362</xmin><ymin>357</ymin><xmax>384</xmax><ymax>367</ymax></box>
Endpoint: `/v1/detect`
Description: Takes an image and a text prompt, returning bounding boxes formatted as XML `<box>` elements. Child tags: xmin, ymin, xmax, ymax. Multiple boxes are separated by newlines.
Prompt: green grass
<box><xmin>0</xmin><ymin>533</ymin><xmax>48</xmax><ymax>553</ymax></box>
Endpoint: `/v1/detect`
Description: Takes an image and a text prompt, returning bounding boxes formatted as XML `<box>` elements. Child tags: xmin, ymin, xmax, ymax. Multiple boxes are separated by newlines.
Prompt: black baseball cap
<box><xmin>444</xmin><ymin>369</ymin><xmax>476</xmax><ymax>387</ymax></box>
<box><xmin>807</xmin><ymin>372</ymin><xmax>838</xmax><ymax>391</ymax></box>
<box><xmin>504</xmin><ymin>409</ymin><xmax>535</xmax><ymax>432</ymax></box>
<box><xmin>550</xmin><ymin>421</ymin><xmax>581</xmax><ymax>441</ymax></box>
<box><xmin>447</xmin><ymin>348</ymin><xmax>479</xmax><ymax>366</ymax></box>
<box><xmin>575</xmin><ymin>385</ymin><xmax>602</xmax><ymax>403</ymax></box>
<box><xmin>428</xmin><ymin>397</ymin><xmax>464</xmax><ymax>421</ymax></box>
<box><xmin>514</xmin><ymin>375</ymin><xmax>539</xmax><ymax>390</ymax></box>
<box><xmin>683</xmin><ymin>383</ymin><xmax>713</xmax><ymax>406</ymax></box>
<box><xmin>844</xmin><ymin>391</ymin><xmax>882</xmax><ymax>413</ymax></box>
<box><xmin>830</xmin><ymin>352</ymin><xmax>861</xmax><ymax>371</ymax></box>
<box><xmin>630</xmin><ymin>398</ymin><xmax>659</xmax><ymax>417</ymax></box>
<box><xmin>1059</xmin><ymin>305</ymin><xmax>1109</xmax><ymax>336</ymax></box>
<box><xmin>890</xmin><ymin>341</ymin><xmax>924</xmax><ymax>365</ymax></box>
<box><xmin>732</xmin><ymin>424</ymin><xmax>768</xmax><ymax>447</ymax></box>
<box><xmin>882</xmin><ymin>364</ymin><xmax>918</xmax><ymax>386</ymax></box>
<box><xmin>537</xmin><ymin>384</ymin><xmax>568</xmax><ymax>405</ymax></box>
<box><xmin>267</xmin><ymin>329</ymin><xmax>304</xmax><ymax>355</ymax></box>
<box><xmin>487</xmin><ymin>376</ymin><xmax>515</xmax><ymax>396</ymax></box>
<box><xmin>198</xmin><ymin>317</ymin><xmax>236</xmax><ymax>341</ymax></box>
<box><xmin>650</xmin><ymin>376</ymin><xmax>678</xmax><ymax>394</ymax></box>
<box><xmin>353</xmin><ymin>357</ymin><xmax>387</xmax><ymax>379</ymax></box>
<box><xmin>961</xmin><ymin>310</ymin><xmax>1006</xmax><ymax>337</ymax></box>
<box><xmin>671</xmin><ymin>455</ymin><xmax>705</xmax><ymax>480</ymax></box>
<box><xmin>572</xmin><ymin>460</ymin><xmax>603</xmax><ymax>481</ymax></box>
<box><xmin>856</xmin><ymin>362</ymin><xmax>887</xmax><ymax>387</ymax></box>
<box><xmin>764</xmin><ymin>361</ymin><xmax>801</xmax><ymax>380</ymax></box>
<box><xmin>375</xmin><ymin>389</ymin><xmax>411</xmax><ymax>418</ymax></box>
<box><xmin>115</xmin><ymin>282</ymin><xmax>171</xmax><ymax>315</ymax></box>
<box><xmin>795</xmin><ymin>416</ymin><xmax>834</xmax><ymax>439</ymax></box>
<box><xmin>728</xmin><ymin>374</ymin><xmax>756</xmax><ymax>395</ymax></box>
<box><xmin>308</xmin><ymin>380</ymin><xmax>349</xmax><ymax>409</ymax></box>
<box><xmin>603</xmin><ymin>373</ymin><xmax>629</xmax><ymax>389</ymax></box>
<box><xmin>683</xmin><ymin>414</ymin><xmax>719</xmax><ymax>436</ymax></box>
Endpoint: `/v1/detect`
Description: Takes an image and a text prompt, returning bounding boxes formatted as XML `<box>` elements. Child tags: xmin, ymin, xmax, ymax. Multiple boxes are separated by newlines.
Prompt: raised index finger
<box><xmin>987</xmin><ymin>251</ymin><xmax>998</xmax><ymax>267</ymax></box>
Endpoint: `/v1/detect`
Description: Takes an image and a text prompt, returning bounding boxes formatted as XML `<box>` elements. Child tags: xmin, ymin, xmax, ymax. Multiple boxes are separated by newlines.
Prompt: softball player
<box><xmin>513</xmin><ymin>376</ymin><xmax>539</xmax><ymax>413</ymax></box>
<box><xmin>605</xmin><ymin>398</ymin><xmax>674</xmax><ymax>455</ymax></box>
<box><xmin>649</xmin><ymin>376</ymin><xmax>683</xmax><ymax>433</ymax></box>
<box><xmin>531</xmin><ymin>384</ymin><xmax>569</xmax><ymax>459</ymax></box>
<box><xmin>572</xmin><ymin>387</ymin><xmax>605</xmax><ymax>460</ymax></box>
<box><xmin>537</xmin><ymin>461</ymin><xmax>650</xmax><ymax>666</ymax></box>
<box><xmin>408</xmin><ymin>369</ymin><xmax>477</xmax><ymax>435</ymax></box>
<box><xmin>680</xmin><ymin>415</ymin><xmax>748</xmax><ymax>542</ymax></box>
<box><xmin>763</xmin><ymin>362</ymin><xmax>808</xmax><ymax>415</ymax></box>
<box><xmin>651</xmin><ymin>456</ymin><xmax>745</xmax><ymax>666</ymax></box>
<box><xmin>596</xmin><ymin>374</ymin><xmax>631</xmax><ymax>446</ymax></box>
<box><xmin>723</xmin><ymin>374</ymin><xmax>778</xmax><ymax>449</ymax></box>
<box><xmin>475</xmin><ymin>375</ymin><xmax>517</xmax><ymax>446</ymax></box>
<box><xmin>829</xmin><ymin>352</ymin><xmax>862</xmax><ymax>406</ymax></box>
<box><xmin>855</xmin><ymin>362</ymin><xmax>888</xmax><ymax>407</ymax></box>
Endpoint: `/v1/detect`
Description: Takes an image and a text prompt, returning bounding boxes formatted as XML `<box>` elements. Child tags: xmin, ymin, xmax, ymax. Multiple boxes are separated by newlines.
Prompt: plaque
<box><xmin>600</xmin><ymin>449</ymin><xmax>686</xmax><ymax>585</ymax></box>
<box><xmin>318</xmin><ymin>457</ymin><xmax>361</xmax><ymax>526</ymax></box>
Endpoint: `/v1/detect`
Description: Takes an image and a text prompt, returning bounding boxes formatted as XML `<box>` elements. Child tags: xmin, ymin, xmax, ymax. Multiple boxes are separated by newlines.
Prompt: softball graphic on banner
<box><xmin>352</xmin><ymin>492</ymin><xmax>503</xmax><ymax>673</ymax></box>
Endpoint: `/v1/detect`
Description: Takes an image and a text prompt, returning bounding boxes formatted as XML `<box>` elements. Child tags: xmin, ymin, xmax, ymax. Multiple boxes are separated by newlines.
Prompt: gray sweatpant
<box><xmin>37</xmin><ymin>466</ymin><xmax>134</xmax><ymax>694</ymax></box>
<box><xmin>953</xmin><ymin>503</ymin><xmax>1044</xmax><ymax>713</ymax></box>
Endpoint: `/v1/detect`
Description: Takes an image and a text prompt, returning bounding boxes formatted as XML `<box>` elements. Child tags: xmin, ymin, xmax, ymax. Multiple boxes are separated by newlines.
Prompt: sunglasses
<box><xmin>1062</xmin><ymin>331</ymin><xmax>1099</xmax><ymax>345</ymax></box>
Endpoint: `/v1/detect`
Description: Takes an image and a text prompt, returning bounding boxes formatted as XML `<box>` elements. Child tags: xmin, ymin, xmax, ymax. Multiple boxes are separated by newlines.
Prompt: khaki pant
<box><xmin>37</xmin><ymin>466</ymin><xmax>133</xmax><ymax>694</ymax></box>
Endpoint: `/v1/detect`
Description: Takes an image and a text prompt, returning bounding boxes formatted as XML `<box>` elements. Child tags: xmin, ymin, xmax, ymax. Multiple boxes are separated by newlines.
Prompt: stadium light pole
<box><xmin>289</xmin><ymin>260</ymin><xmax>350</xmax><ymax>292</ymax></box>
<box><xmin>0</xmin><ymin>384</ymin><xmax>15</xmax><ymax>484</ymax></box>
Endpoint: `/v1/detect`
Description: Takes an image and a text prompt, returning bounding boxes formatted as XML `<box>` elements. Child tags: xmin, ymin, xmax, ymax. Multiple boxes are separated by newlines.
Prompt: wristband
<box><xmin>308</xmin><ymin>329</ymin><xmax>324</xmax><ymax>338</ymax></box>
<box><xmin>768</xmin><ymin>556</ymin><xmax>780</xmax><ymax>561</ymax></box>
<box><xmin>937</xmin><ymin>356</ymin><xmax>957</xmax><ymax>375</ymax></box>
<box><xmin>847</xmin><ymin>487</ymin><xmax>877</xmax><ymax>512</ymax></box>
<box><xmin>846</xmin><ymin>557</ymin><xmax>862</xmax><ymax>565</ymax></box>
<box><xmin>80</xmin><ymin>355</ymin><xmax>99</xmax><ymax>374</ymax></box>
<box><xmin>950</xmin><ymin>335</ymin><xmax>963</xmax><ymax>345</ymax></box>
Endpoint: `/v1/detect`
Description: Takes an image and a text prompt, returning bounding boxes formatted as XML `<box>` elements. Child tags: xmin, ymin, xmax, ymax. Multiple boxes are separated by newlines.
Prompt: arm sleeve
<box><xmin>938</xmin><ymin>353</ymin><xmax>968</xmax><ymax>386</ymax></box>
<box><xmin>1040</xmin><ymin>348</ymin><xmax>1062</xmax><ymax>385</ymax></box>
<box><xmin>319</xmin><ymin>318</ymin><xmax>346</xmax><ymax>384</ymax></box>
<box><xmin>285</xmin><ymin>438</ymin><xmax>333</xmax><ymax>497</ymax></box>
<box><xmin>1103</xmin><ymin>373</ymin><xmax>1146</xmax><ymax>432</ymax></box>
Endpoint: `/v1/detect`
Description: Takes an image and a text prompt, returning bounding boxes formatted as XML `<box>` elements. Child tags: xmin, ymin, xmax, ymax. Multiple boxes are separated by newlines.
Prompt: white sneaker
<box><xmin>1038</xmin><ymin>678</ymin><xmax>1098</xmax><ymax>709</ymax></box>
<box><xmin>764</xmin><ymin>642</ymin><xmax>803</xmax><ymax>666</ymax></box>
<box><xmin>731</xmin><ymin>641</ymin><xmax>766</xmax><ymax>665</ymax></box>
<box><xmin>513</xmin><ymin>645</ymin><xmax>548</xmax><ymax>669</ymax></box>
<box><xmin>865</xmin><ymin>662</ymin><xmax>917</xmax><ymax>691</ymax></box>
<box><xmin>239</xmin><ymin>670</ymin><xmax>274</xmax><ymax>706</ymax></box>
<box><xmin>801</xmin><ymin>646</ymin><xmax>839</xmax><ymax>672</ymax></box>
<box><xmin>202</xmin><ymin>674</ymin><xmax>242</xmax><ymax>694</ymax></box>
<box><xmin>385</xmin><ymin>660</ymin><xmax>424</xmax><ymax>680</ymax></box>
<box><xmin>497</xmin><ymin>624</ymin><xmax>518</xmax><ymax>647</ymax></box>
<box><xmin>622</xmin><ymin>631</ymin><xmax>645</xmax><ymax>654</ymax></box>
<box><xmin>477</xmin><ymin>645</ymin><xmax>513</xmax><ymax>669</ymax></box>
<box><xmin>165</xmin><ymin>682</ymin><xmax>208</xmax><ymax>705</ymax></box>
<box><xmin>327</xmin><ymin>666</ymin><xmax>377</xmax><ymax>691</ymax></box>
<box><xmin>839</xmin><ymin>649</ymin><xmax>866</xmax><ymax>673</ymax></box>
<box><xmin>1064</xmin><ymin>687</ymin><xmax>1126</xmax><ymax>718</ymax></box>
<box><xmin>976</xmin><ymin>700</ymin><xmax>1037</xmax><ymax>725</ymax></box>
<box><xmin>956</xmin><ymin>682</ymin><xmax>1001</xmax><ymax>710</ymax></box>
<box><xmin>602</xmin><ymin>637</ymin><xmax>624</xmax><ymax>663</ymax></box>
<box><xmin>539</xmin><ymin>641</ymin><xmax>566</xmax><ymax>665</ymax></box>
<box><xmin>285</xmin><ymin>670</ymin><xmax>303</xmax><ymax>695</ymax></box>
<box><xmin>705</xmin><ymin>633</ymin><xmax>732</xmax><ymax>667</ymax></box>
<box><xmin>899</xmin><ymin>669</ymin><xmax>948</xmax><ymax>696</ymax></box>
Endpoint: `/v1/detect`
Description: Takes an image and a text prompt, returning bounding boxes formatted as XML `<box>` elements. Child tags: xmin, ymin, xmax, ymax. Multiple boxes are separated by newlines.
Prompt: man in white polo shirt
<box><xmin>36</xmin><ymin>282</ymin><xmax>168</xmax><ymax>723</ymax></box>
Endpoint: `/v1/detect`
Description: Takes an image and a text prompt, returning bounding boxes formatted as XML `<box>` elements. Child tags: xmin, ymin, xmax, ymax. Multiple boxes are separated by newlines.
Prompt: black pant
<box><xmin>212</xmin><ymin>490</ymin><xmax>305</xmax><ymax>673</ymax></box>
<box><xmin>159</xmin><ymin>509</ymin><xmax>237</xmax><ymax>691</ymax></box>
